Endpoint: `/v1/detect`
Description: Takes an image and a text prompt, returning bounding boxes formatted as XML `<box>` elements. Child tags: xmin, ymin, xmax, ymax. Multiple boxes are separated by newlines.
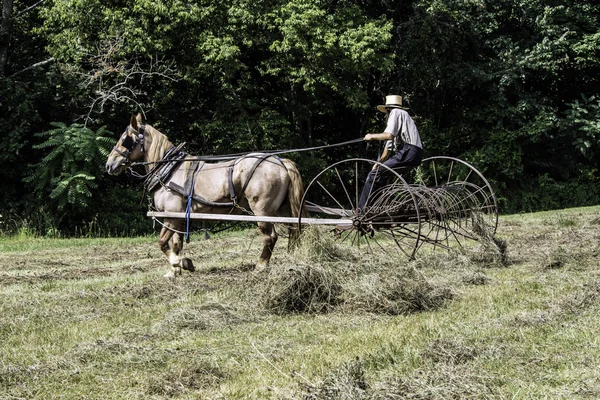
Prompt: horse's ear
<box><xmin>130</xmin><ymin>114</ymin><xmax>138</xmax><ymax>130</ymax></box>
<box><xmin>136</xmin><ymin>113</ymin><xmax>143</xmax><ymax>124</ymax></box>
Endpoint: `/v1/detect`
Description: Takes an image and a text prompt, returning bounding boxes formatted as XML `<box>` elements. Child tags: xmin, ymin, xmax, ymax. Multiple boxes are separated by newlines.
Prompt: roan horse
<box><xmin>106</xmin><ymin>114</ymin><xmax>305</xmax><ymax>278</ymax></box>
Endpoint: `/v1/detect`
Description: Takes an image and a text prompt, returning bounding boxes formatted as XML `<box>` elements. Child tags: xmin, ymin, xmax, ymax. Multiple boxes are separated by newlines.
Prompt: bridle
<box><xmin>113</xmin><ymin>125</ymin><xmax>146</xmax><ymax>163</ymax></box>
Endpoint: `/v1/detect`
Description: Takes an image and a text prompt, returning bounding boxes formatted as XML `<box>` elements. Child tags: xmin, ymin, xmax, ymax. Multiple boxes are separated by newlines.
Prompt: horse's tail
<box><xmin>282</xmin><ymin>158</ymin><xmax>307</xmax><ymax>218</ymax></box>
<box><xmin>281</xmin><ymin>158</ymin><xmax>306</xmax><ymax>248</ymax></box>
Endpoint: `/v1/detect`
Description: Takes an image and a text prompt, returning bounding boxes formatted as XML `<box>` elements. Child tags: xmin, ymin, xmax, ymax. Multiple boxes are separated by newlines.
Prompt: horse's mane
<box><xmin>144</xmin><ymin>124</ymin><xmax>174</xmax><ymax>163</ymax></box>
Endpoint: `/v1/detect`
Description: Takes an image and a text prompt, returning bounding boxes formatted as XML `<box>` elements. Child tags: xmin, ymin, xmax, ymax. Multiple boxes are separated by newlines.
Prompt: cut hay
<box><xmin>462</xmin><ymin>270</ymin><xmax>492</xmax><ymax>286</ymax></box>
<box><xmin>411</xmin><ymin>251</ymin><xmax>475</xmax><ymax>270</ymax></box>
<box><xmin>294</xmin><ymin>226</ymin><xmax>352</xmax><ymax>262</ymax></box>
<box><xmin>300</xmin><ymin>358</ymin><xmax>368</xmax><ymax>400</ymax></box>
<box><xmin>423</xmin><ymin>338</ymin><xmax>479</xmax><ymax>365</ymax></box>
<box><xmin>158</xmin><ymin>303</ymin><xmax>242</xmax><ymax>332</ymax></box>
<box><xmin>370</xmin><ymin>364</ymin><xmax>501</xmax><ymax>400</ymax></box>
<box><xmin>559</xmin><ymin>281</ymin><xmax>600</xmax><ymax>314</ymax></box>
<box><xmin>540</xmin><ymin>245</ymin><xmax>573</xmax><ymax>270</ymax></box>
<box><xmin>341</xmin><ymin>268</ymin><xmax>455</xmax><ymax>315</ymax></box>
<box><xmin>468</xmin><ymin>235</ymin><xmax>508</xmax><ymax>267</ymax></box>
<box><xmin>263</xmin><ymin>264</ymin><xmax>342</xmax><ymax>314</ymax></box>
<box><xmin>143</xmin><ymin>359</ymin><xmax>226</xmax><ymax>396</ymax></box>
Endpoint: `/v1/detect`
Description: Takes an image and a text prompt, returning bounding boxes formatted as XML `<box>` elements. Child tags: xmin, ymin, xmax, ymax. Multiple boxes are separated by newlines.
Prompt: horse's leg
<box><xmin>256</xmin><ymin>221</ymin><xmax>278</xmax><ymax>272</ymax></box>
<box><xmin>158</xmin><ymin>219</ymin><xmax>194</xmax><ymax>278</ymax></box>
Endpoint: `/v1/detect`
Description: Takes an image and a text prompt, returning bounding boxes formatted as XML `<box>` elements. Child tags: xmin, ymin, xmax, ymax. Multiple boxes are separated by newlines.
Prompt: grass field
<box><xmin>0</xmin><ymin>206</ymin><xmax>599</xmax><ymax>399</ymax></box>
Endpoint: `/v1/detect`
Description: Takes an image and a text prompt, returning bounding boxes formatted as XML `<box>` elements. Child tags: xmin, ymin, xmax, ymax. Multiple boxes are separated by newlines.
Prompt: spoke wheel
<box><xmin>299</xmin><ymin>158</ymin><xmax>422</xmax><ymax>259</ymax></box>
<box><xmin>412</xmin><ymin>156</ymin><xmax>499</xmax><ymax>251</ymax></box>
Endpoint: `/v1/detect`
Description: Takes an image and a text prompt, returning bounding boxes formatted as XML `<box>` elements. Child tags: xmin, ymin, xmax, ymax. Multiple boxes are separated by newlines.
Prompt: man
<box><xmin>357</xmin><ymin>95</ymin><xmax>423</xmax><ymax>212</ymax></box>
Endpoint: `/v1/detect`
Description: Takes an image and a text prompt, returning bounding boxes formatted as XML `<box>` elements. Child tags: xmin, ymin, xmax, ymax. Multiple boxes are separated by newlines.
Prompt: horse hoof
<box><xmin>181</xmin><ymin>258</ymin><xmax>195</xmax><ymax>272</ymax></box>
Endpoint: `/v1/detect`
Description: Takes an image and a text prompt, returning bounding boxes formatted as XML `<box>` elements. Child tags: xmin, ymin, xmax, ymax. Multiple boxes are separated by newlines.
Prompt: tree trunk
<box><xmin>0</xmin><ymin>0</ymin><xmax>14</xmax><ymax>77</ymax></box>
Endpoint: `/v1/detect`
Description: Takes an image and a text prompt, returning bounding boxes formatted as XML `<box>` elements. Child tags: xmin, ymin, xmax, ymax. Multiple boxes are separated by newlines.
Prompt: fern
<box><xmin>25</xmin><ymin>123</ymin><xmax>115</xmax><ymax>213</ymax></box>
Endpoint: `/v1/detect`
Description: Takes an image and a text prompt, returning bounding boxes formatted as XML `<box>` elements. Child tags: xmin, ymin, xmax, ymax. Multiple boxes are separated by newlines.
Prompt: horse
<box><xmin>105</xmin><ymin>114</ymin><xmax>305</xmax><ymax>278</ymax></box>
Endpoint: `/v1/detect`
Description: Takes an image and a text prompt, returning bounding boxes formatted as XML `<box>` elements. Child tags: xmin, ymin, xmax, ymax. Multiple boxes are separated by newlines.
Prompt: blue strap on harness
<box><xmin>184</xmin><ymin>161</ymin><xmax>203</xmax><ymax>243</ymax></box>
<box><xmin>185</xmin><ymin>195</ymin><xmax>193</xmax><ymax>243</ymax></box>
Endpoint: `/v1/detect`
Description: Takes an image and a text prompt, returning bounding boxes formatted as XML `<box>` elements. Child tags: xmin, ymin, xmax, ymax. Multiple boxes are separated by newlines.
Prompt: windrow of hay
<box><xmin>297</xmin><ymin>349</ymin><xmax>497</xmax><ymax>400</ymax></box>
<box><xmin>559</xmin><ymin>281</ymin><xmax>600</xmax><ymax>314</ymax></box>
<box><xmin>410</xmin><ymin>251</ymin><xmax>476</xmax><ymax>270</ymax></box>
<box><xmin>261</xmin><ymin>259</ymin><xmax>455</xmax><ymax>316</ymax></box>
<box><xmin>263</xmin><ymin>264</ymin><xmax>343</xmax><ymax>314</ymax></box>
<box><xmin>340</xmin><ymin>267</ymin><xmax>455</xmax><ymax>315</ymax></box>
<box><xmin>423</xmin><ymin>338</ymin><xmax>479</xmax><ymax>365</ymax></box>
<box><xmin>462</xmin><ymin>270</ymin><xmax>492</xmax><ymax>286</ymax></box>
<box><xmin>468</xmin><ymin>236</ymin><xmax>509</xmax><ymax>267</ymax></box>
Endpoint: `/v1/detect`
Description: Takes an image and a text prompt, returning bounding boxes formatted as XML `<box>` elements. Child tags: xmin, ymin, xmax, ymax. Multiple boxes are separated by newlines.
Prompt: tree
<box><xmin>23</xmin><ymin>123</ymin><xmax>114</xmax><ymax>229</ymax></box>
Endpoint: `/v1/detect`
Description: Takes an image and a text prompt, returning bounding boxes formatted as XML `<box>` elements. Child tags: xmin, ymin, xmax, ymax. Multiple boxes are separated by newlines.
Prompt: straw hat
<box><xmin>377</xmin><ymin>95</ymin><xmax>408</xmax><ymax>112</ymax></box>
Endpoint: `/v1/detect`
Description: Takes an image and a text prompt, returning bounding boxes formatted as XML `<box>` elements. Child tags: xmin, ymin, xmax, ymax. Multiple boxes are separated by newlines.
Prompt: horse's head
<box><xmin>105</xmin><ymin>114</ymin><xmax>147</xmax><ymax>175</ymax></box>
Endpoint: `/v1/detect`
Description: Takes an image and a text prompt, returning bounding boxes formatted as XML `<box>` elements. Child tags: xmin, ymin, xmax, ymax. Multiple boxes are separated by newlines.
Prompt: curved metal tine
<box><xmin>334</xmin><ymin>166</ymin><xmax>355</xmax><ymax>213</ymax></box>
<box><xmin>389</xmin><ymin>228</ymin><xmax>418</xmax><ymax>259</ymax></box>
<box><xmin>316</xmin><ymin>179</ymin><xmax>350</xmax><ymax>216</ymax></box>
<box><xmin>338</xmin><ymin>226</ymin><xmax>356</xmax><ymax>243</ymax></box>
<box><xmin>426</xmin><ymin>220</ymin><xmax>454</xmax><ymax>249</ymax></box>
<box><xmin>377</xmin><ymin>226</ymin><xmax>418</xmax><ymax>258</ymax></box>
<box><xmin>352</xmin><ymin>229</ymin><xmax>361</xmax><ymax>249</ymax></box>
<box><xmin>364</xmin><ymin>193</ymin><xmax>392</xmax><ymax>220</ymax></box>
<box><xmin>365</xmin><ymin>179</ymin><xmax>406</xmax><ymax>221</ymax></box>
<box><xmin>478</xmin><ymin>203</ymin><xmax>498</xmax><ymax>212</ymax></box>
<box><xmin>378</xmin><ymin>227</ymin><xmax>415</xmax><ymax>244</ymax></box>
<box><xmin>450</xmin><ymin>185</ymin><xmax>495</xmax><ymax>217</ymax></box>
<box><xmin>422</xmin><ymin>221</ymin><xmax>444</xmax><ymax>250</ymax></box>
<box><xmin>444</xmin><ymin>219</ymin><xmax>480</xmax><ymax>242</ymax></box>
<box><xmin>366</xmin><ymin>232</ymin><xmax>400</xmax><ymax>256</ymax></box>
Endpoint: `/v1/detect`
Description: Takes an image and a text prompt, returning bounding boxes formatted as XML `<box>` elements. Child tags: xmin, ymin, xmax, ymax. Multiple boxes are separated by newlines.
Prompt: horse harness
<box><xmin>118</xmin><ymin>124</ymin><xmax>287</xmax><ymax>211</ymax></box>
<box><xmin>143</xmin><ymin>146</ymin><xmax>286</xmax><ymax>210</ymax></box>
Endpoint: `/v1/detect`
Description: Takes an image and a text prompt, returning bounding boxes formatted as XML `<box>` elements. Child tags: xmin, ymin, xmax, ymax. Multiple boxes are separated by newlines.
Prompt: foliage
<box><xmin>23</xmin><ymin>123</ymin><xmax>114</xmax><ymax>226</ymax></box>
<box><xmin>1</xmin><ymin>0</ymin><xmax>600</xmax><ymax>236</ymax></box>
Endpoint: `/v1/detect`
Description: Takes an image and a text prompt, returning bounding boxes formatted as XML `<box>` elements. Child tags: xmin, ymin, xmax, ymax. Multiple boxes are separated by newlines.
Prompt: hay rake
<box><xmin>299</xmin><ymin>156</ymin><xmax>499</xmax><ymax>259</ymax></box>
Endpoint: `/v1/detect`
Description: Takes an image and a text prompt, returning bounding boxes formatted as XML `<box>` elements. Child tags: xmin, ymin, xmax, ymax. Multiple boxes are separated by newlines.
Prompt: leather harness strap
<box><xmin>159</xmin><ymin>153</ymin><xmax>284</xmax><ymax>210</ymax></box>
<box><xmin>227</xmin><ymin>154</ymin><xmax>285</xmax><ymax>206</ymax></box>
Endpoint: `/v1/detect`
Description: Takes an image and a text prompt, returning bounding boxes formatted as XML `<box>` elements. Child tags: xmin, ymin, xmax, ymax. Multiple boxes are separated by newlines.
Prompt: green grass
<box><xmin>0</xmin><ymin>206</ymin><xmax>599</xmax><ymax>398</ymax></box>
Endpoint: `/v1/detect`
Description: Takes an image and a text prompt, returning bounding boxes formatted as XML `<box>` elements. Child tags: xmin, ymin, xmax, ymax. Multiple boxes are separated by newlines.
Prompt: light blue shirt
<box><xmin>384</xmin><ymin>108</ymin><xmax>422</xmax><ymax>151</ymax></box>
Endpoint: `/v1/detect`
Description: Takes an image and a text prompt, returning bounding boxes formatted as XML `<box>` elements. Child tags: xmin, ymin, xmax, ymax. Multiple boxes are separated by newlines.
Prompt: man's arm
<box><xmin>372</xmin><ymin>147</ymin><xmax>392</xmax><ymax>170</ymax></box>
<box><xmin>364</xmin><ymin>132</ymin><xmax>393</xmax><ymax>141</ymax></box>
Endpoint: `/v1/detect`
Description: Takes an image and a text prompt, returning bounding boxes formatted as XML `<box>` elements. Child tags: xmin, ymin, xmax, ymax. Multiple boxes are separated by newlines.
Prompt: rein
<box><xmin>129</xmin><ymin>137</ymin><xmax>365</xmax><ymax>168</ymax></box>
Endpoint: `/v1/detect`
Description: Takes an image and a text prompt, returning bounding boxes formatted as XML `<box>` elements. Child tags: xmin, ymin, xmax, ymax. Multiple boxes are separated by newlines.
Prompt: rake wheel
<box><xmin>299</xmin><ymin>158</ymin><xmax>422</xmax><ymax>259</ymax></box>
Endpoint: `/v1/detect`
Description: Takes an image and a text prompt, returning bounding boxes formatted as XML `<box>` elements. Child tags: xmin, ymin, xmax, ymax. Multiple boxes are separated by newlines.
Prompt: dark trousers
<box><xmin>358</xmin><ymin>143</ymin><xmax>423</xmax><ymax>211</ymax></box>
